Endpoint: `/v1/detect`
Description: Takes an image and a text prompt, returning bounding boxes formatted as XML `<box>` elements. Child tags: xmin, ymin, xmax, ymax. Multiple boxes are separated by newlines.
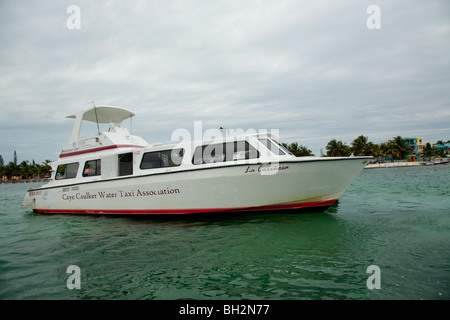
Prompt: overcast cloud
<box><xmin>1</xmin><ymin>0</ymin><xmax>449</xmax><ymax>163</ymax></box>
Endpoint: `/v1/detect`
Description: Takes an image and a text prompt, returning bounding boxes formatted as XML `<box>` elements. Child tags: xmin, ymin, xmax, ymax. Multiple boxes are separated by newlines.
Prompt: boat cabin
<box><xmin>49</xmin><ymin>106</ymin><xmax>295</xmax><ymax>186</ymax></box>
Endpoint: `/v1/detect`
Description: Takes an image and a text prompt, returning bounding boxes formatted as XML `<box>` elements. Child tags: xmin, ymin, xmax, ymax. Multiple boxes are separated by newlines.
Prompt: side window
<box><xmin>234</xmin><ymin>140</ymin><xmax>260</xmax><ymax>160</ymax></box>
<box><xmin>192</xmin><ymin>141</ymin><xmax>259</xmax><ymax>165</ymax></box>
<box><xmin>140</xmin><ymin>149</ymin><xmax>184</xmax><ymax>170</ymax></box>
<box><xmin>55</xmin><ymin>163</ymin><xmax>79</xmax><ymax>180</ymax></box>
<box><xmin>83</xmin><ymin>159</ymin><xmax>101</xmax><ymax>177</ymax></box>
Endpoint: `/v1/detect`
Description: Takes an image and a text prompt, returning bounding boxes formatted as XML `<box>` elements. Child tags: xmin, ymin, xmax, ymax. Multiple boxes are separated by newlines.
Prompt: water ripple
<box><xmin>1</xmin><ymin>166</ymin><xmax>449</xmax><ymax>299</ymax></box>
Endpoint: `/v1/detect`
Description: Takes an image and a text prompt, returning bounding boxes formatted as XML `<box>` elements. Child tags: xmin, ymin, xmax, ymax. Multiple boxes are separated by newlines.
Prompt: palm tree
<box><xmin>377</xmin><ymin>142</ymin><xmax>390</xmax><ymax>160</ymax></box>
<box><xmin>19</xmin><ymin>160</ymin><xmax>31</xmax><ymax>179</ymax></box>
<box><xmin>371</xmin><ymin>143</ymin><xmax>381</xmax><ymax>159</ymax></box>
<box><xmin>39</xmin><ymin>160</ymin><xmax>52</xmax><ymax>178</ymax></box>
<box><xmin>326</xmin><ymin>139</ymin><xmax>351</xmax><ymax>157</ymax></box>
<box><xmin>351</xmin><ymin>135</ymin><xmax>375</xmax><ymax>156</ymax></box>
<box><xmin>282</xmin><ymin>142</ymin><xmax>315</xmax><ymax>157</ymax></box>
<box><xmin>419</xmin><ymin>143</ymin><xmax>435</xmax><ymax>161</ymax></box>
<box><xmin>297</xmin><ymin>145</ymin><xmax>314</xmax><ymax>157</ymax></box>
<box><xmin>388</xmin><ymin>136</ymin><xmax>412</xmax><ymax>160</ymax></box>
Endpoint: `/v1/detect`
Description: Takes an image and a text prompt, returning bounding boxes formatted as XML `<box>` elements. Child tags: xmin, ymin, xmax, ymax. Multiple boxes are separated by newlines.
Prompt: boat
<box><xmin>427</xmin><ymin>159</ymin><xmax>449</xmax><ymax>165</ymax></box>
<box><xmin>22</xmin><ymin>105</ymin><xmax>372</xmax><ymax>215</ymax></box>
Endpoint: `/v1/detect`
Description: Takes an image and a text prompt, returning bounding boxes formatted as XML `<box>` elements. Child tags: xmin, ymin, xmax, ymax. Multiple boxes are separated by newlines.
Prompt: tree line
<box><xmin>0</xmin><ymin>152</ymin><xmax>52</xmax><ymax>180</ymax></box>
<box><xmin>282</xmin><ymin>135</ymin><xmax>449</xmax><ymax>160</ymax></box>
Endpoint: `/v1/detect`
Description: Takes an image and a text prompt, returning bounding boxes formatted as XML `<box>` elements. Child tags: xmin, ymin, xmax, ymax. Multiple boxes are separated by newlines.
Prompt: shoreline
<box><xmin>0</xmin><ymin>178</ymin><xmax>49</xmax><ymax>184</ymax></box>
<box><xmin>365</xmin><ymin>161</ymin><xmax>448</xmax><ymax>169</ymax></box>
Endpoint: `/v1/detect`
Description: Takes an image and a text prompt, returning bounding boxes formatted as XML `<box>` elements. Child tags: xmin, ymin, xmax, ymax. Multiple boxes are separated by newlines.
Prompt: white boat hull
<box><xmin>23</xmin><ymin>157</ymin><xmax>369</xmax><ymax>215</ymax></box>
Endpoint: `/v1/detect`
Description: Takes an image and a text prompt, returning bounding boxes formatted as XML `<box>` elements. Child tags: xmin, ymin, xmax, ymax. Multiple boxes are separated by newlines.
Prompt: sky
<box><xmin>1</xmin><ymin>0</ymin><xmax>449</xmax><ymax>163</ymax></box>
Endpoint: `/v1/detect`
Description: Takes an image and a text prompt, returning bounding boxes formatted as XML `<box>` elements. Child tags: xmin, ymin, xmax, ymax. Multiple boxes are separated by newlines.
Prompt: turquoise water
<box><xmin>1</xmin><ymin>164</ymin><xmax>449</xmax><ymax>300</ymax></box>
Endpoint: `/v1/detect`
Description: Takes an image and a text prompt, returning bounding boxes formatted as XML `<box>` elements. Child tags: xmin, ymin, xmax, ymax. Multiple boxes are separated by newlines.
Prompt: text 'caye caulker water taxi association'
<box><xmin>23</xmin><ymin>105</ymin><xmax>371</xmax><ymax>215</ymax></box>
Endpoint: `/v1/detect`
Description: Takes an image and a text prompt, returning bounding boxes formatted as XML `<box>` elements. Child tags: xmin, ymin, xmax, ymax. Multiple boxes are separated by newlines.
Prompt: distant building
<box><xmin>402</xmin><ymin>138</ymin><xmax>425</xmax><ymax>161</ymax></box>
<box><xmin>434</xmin><ymin>143</ymin><xmax>449</xmax><ymax>155</ymax></box>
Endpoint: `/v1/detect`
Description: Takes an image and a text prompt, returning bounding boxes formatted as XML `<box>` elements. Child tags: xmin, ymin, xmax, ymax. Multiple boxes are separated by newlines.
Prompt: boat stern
<box><xmin>22</xmin><ymin>189</ymin><xmax>40</xmax><ymax>208</ymax></box>
<box><xmin>22</xmin><ymin>192</ymin><xmax>32</xmax><ymax>207</ymax></box>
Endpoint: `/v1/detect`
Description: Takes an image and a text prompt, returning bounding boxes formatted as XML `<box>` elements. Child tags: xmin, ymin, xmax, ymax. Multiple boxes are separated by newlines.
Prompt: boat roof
<box><xmin>66</xmin><ymin>105</ymin><xmax>134</xmax><ymax>124</ymax></box>
<box><xmin>66</xmin><ymin>105</ymin><xmax>135</xmax><ymax>143</ymax></box>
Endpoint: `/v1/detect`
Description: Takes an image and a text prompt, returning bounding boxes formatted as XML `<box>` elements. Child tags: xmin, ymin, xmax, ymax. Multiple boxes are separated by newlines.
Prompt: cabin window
<box><xmin>258</xmin><ymin>138</ymin><xmax>292</xmax><ymax>156</ymax></box>
<box><xmin>192</xmin><ymin>141</ymin><xmax>259</xmax><ymax>165</ymax></box>
<box><xmin>83</xmin><ymin>159</ymin><xmax>101</xmax><ymax>177</ymax></box>
<box><xmin>119</xmin><ymin>153</ymin><xmax>133</xmax><ymax>176</ymax></box>
<box><xmin>55</xmin><ymin>162</ymin><xmax>79</xmax><ymax>180</ymax></box>
<box><xmin>140</xmin><ymin>149</ymin><xmax>184</xmax><ymax>170</ymax></box>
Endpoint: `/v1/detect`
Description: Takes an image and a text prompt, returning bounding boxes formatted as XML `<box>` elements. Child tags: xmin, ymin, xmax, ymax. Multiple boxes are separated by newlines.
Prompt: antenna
<box><xmin>220</xmin><ymin>126</ymin><xmax>229</xmax><ymax>136</ymax></box>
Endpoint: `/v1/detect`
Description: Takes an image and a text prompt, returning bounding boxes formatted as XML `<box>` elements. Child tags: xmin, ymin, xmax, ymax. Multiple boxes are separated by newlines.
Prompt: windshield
<box><xmin>258</xmin><ymin>138</ymin><xmax>292</xmax><ymax>156</ymax></box>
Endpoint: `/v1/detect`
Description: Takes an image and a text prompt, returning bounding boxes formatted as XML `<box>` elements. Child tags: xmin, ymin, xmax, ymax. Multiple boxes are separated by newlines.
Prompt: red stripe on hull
<box><xmin>34</xmin><ymin>199</ymin><xmax>337</xmax><ymax>215</ymax></box>
<box><xmin>59</xmin><ymin>144</ymin><xmax>144</xmax><ymax>158</ymax></box>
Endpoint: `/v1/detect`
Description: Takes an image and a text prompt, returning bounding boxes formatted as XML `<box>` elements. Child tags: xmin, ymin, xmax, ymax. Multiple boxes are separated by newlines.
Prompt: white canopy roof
<box><xmin>66</xmin><ymin>105</ymin><xmax>135</xmax><ymax>124</ymax></box>
<box><xmin>66</xmin><ymin>105</ymin><xmax>135</xmax><ymax>143</ymax></box>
